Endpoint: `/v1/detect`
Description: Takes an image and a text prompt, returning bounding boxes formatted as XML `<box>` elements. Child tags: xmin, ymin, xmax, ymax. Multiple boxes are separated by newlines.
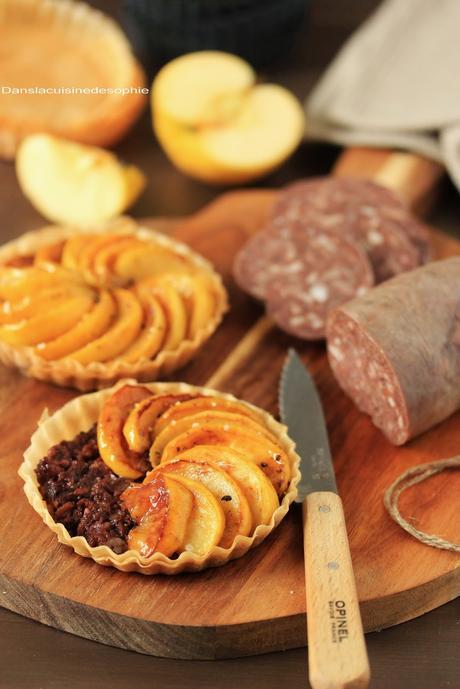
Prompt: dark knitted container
<box><xmin>121</xmin><ymin>0</ymin><xmax>309</xmax><ymax>71</ymax></box>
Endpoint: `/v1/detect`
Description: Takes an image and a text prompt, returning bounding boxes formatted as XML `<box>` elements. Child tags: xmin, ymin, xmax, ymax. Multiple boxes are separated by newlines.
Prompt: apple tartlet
<box><xmin>20</xmin><ymin>381</ymin><xmax>300</xmax><ymax>574</ymax></box>
<box><xmin>0</xmin><ymin>221</ymin><xmax>227</xmax><ymax>390</ymax></box>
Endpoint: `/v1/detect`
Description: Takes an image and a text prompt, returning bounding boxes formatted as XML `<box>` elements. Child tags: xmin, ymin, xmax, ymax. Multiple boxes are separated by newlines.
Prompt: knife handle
<box><xmin>303</xmin><ymin>491</ymin><xmax>370</xmax><ymax>689</ymax></box>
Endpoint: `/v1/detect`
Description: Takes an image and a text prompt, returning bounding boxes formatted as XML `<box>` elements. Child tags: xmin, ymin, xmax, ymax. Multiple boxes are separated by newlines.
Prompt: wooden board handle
<box><xmin>304</xmin><ymin>492</ymin><xmax>370</xmax><ymax>689</ymax></box>
<box><xmin>333</xmin><ymin>146</ymin><xmax>444</xmax><ymax>214</ymax></box>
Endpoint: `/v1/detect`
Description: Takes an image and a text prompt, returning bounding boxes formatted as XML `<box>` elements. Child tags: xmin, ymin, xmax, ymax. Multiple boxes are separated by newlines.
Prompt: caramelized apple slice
<box><xmin>34</xmin><ymin>241</ymin><xmax>65</xmax><ymax>265</ymax></box>
<box><xmin>135</xmin><ymin>277</ymin><xmax>188</xmax><ymax>351</ymax></box>
<box><xmin>151</xmin><ymin>410</ymin><xmax>279</xmax><ymax>459</ymax></box>
<box><xmin>123</xmin><ymin>392</ymin><xmax>199</xmax><ymax>454</ymax></box>
<box><xmin>35</xmin><ymin>289</ymin><xmax>116</xmax><ymax>360</ymax></box>
<box><xmin>2</xmin><ymin>255</ymin><xmax>34</xmax><ymax>267</ymax></box>
<box><xmin>92</xmin><ymin>237</ymin><xmax>144</xmax><ymax>286</ymax></box>
<box><xmin>121</xmin><ymin>473</ymin><xmax>193</xmax><ymax>557</ymax></box>
<box><xmin>66</xmin><ymin>288</ymin><xmax>143</xmax><ymax>364</ymax></box>
<box><xmin>163</xmin><ymin>473</ymin><xmax>225</xmax><ymax>555</ymax></box>
<box><xmin>154</xmin><ymin>419</ymin><xmax>290</xmax><ymax>496</ymax></box>
<box><xmin>78</xmin><ymin>234</ymin><xmax>135</xmax><ymax>285</ymax></box>
<box><xmin>153</xmin><ymin>459</ymin><xmax>252</xmax><ymax>548</ymax></box>
<box><xmin>114</xmin><ymin>243</ymin><xmax>192</xmax><ymax>283</ymax></box>
<box><xmin>155</xmin><ymin>396</ymin><xmax>264</xmax><ymax>435</ymax></box>
<box><xmin>187</xmin><ymin>273</ymin><xmax>217</xmax><ymax>338</ymax></box>
<box><xmin>0</xmin><ymin>284</ymin><xmax>90</xmax><ymax>325</ymax></box>
<box><xmin>153</xmin><ymin>272</ymin><xmax>216</xmax><ymax>340</ymax></box>
<box><xmin>0</xmin><ymin>264</ymin><xmax>83</xmax><ymax>300</ymax></box>
<box><xmin>171</xmin><ymin>446</ymin><xmax>279</xmax><ymax>526</ymax></box>
<box><xmin>97</xmin><ymin>384</ymin><xmax>152</xmax><ymax>479</ymax></box>
<box><xmin>115</xmin><ymin>290</ymin><xmax>166</xmax><ymax>364</ymax></box>
<box><xmin>61</xmin><ymin>234</ymin><xmax>94</xmax><ymax>271</ymax></box>
<box><xmin>0</xmin><ymin>287</ymin><xmax>95</xmax><ymax>346</ymax></box>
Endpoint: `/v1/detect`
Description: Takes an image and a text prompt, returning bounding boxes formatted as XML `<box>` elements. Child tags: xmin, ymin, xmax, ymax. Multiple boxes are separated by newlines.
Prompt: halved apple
<box><xmin>152</xmin><ymin>51</ymin><xmax>255</xmax><ymax>127</ymax></box>
<box><xmin>154</xmin><ymin>418</ymin><xmax>290</xmax><ymax>496</ymax></box>
<box><xmin>66</xmin><ymin>288</ymin><xmax>143</xmax><ymax>364</ymax></box>
<box><xmin>16</xmin><ymin>134</ymin><xmax>146</xmax><ymax>226</ymax></box>
<box><xmin>153</xmin><ymin>458</ymin><xmax>252</xmax><ymax>548</ymax></box>
<box><xmin>152</xmin><ymin>52</ymin><xmax>305</xmax><ymax>185</ymax></box>
<box><xmin>34</xmin><ymin>240</ymin><xmax>65</xmax><ymax>265</ymax></box>
<box><xmin>155</xmin><ymin>396</ymin><xmax>264</xmax><ymax>435</ymax></box>
<box><xmin>114</xmin><ymin>290</ymin><xmax>166</xmax><ymax>364</ymax></box>
<box><xmin>135</xmin><ymin>277</ymin><xmax>188</xmax><ymax>351</ymax></box>
<box><xmin>154</xmin><ymin>471</ymin><xmax>224</xmax><ymax>556</ymax></box>
<box><xmin>169</xmin><ymin>445</ymin><xmax>279</xmax><ymax>527</ymax></box>
<box><xmin>151</xmin><ymin>410</ymin><xmax>279</xmax><ymax>459</ymax></box>
<box><xmin>114</xmin><ymin>243</ymin><xmax>192</xmax><ymax>283</ymax></box>
<box><xmin>123</xmin><ymin>392</ymin><xmax>199</xmax><ymax>454</ymax></box>
<box><xmin>121</xmin><ymin>473</ymin><xmax>194</xmax><ymax>557</ymax></box>
<box><xmin>97</xmin><ymin>383</ymin><xmax>152</xmax><ymax>479</ymax></box>
<box><xmin>35</xmin><ymin>289</ymin><xmax>116</xmax><ymax>360</ymax></box>
<box><xmin>0</xmin><ymin>286</ymin><xmax>95</xmax><ymax>346</ymax></box>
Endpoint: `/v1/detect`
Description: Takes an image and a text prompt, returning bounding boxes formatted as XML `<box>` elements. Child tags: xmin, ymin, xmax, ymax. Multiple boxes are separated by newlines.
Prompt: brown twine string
<box><xmin>384</xmin><ymin>457</ymin><xmax>460</xmax><ymax>553</ymax></box>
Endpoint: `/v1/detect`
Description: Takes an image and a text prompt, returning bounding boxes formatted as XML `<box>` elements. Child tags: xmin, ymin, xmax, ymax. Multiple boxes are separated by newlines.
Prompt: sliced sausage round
<box><xmin>265</xmin><ymin>228</ymin><xmax>374</xmax><ymax>340</ymax></box>
<box><xmin>272</xmin><ymin>177</ymin><xmax>423</xmax><ymax>282</ymax></box>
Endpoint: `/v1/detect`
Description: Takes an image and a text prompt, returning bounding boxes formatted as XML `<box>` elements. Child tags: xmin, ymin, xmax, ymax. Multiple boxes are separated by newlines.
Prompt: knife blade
<box><xmin>279</xmin><ymin>348</ymin><xmax>337</xmax><ymax>499</ymax></box>
<box><xmin>279</xmin><ymin>348</ymin><xmax>370</xmax><ymax>689</ymax></box>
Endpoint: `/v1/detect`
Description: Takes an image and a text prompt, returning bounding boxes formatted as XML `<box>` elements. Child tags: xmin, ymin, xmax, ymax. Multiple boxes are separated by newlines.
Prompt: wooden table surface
<box><xmin>1</xmin><ymin>1</ymin><xmax>459</xmax><ymax>688</ymax></box>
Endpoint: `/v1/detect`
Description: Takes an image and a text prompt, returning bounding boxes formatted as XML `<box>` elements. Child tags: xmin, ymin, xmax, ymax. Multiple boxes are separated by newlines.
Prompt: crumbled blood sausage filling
<box><xmin>35</xmin><ymin>425</ymin><xmax>136</xmax><ymax>554</ymax></box>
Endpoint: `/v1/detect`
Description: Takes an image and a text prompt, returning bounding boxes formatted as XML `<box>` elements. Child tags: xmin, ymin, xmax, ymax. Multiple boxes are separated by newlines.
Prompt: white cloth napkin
<box><xmin>305</xmin><ymin>0</ymin><xmax>460</xmax><ymax>189</ymax></box>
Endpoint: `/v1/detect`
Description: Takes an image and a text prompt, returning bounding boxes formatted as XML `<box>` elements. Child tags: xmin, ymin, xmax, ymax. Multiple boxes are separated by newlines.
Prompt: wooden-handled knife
<box><xmin>280</xmin><ymin>349</ymin><xmax>370</xmax><ymax>689</ymax></box>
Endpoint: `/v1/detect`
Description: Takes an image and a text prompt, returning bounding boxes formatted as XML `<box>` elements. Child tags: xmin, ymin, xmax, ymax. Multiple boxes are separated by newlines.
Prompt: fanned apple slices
<box><xmin>0</xmin><ymin>224</ymin><xmax>227</xmax><ymax>388</ymax></box>
<box><xmin>96</xmin><ymin>384</ymin><xmax>289</xmax><ymax>558</ymax></box>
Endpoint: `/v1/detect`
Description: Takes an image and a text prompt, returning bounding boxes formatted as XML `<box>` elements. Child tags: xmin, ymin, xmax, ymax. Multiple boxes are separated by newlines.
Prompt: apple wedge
<box><xmin>169</xmin><ymin>446</ymin><xmax>279</xmax><ymax>527</ymax></box>
<box><xmin>135</xmin><ymin>277</ymin><xmax>188</xmax><ymax>351</ymax></box>
<box><xmin>121</xmin><ymin>473</ymin><xmax>194</xmax><ymax>558</ymax></box>
<box><xmin>154</xmin><ymin>396</ymin><xmax>264</xmax><ymax>435</ymax></box>
<box><xmin>153</xmin><ymin>471</ymin><xmax>224</xmax><ymax>556</ymax></box>
<box><xmin>97</xmin><ymin>384</ymin><xmax>152</xmax><ymax>479</ymax></box>
<box><xmin>16</xmin><ymin>134</ymin><xmax>146</xmax><ymax>226</ymax></box>
<box><xmin>35</xmin><ymin>289</ymin><xmax>116</xmax><ymax>360</ymax></box>
<box><xmin>0</xmin><ymin>286</ymin><xmax>95</xmax><ymax>346</ymax></box>
<box><xmin>154</xmin><ymin>459</ymin><xmax>252</xmax><ymax>548</ymax></box>
<box><xmin>66</xmin><ymin>288</ymin><xmax>143</xmax><ymax>364</ymax></box>
<box><xmin>123</xmin><ymin>393</ymin><xmax>199</xmax><ymax>454</ymax></box>
<box><xmin>153</xmin><ymin>418</ymin><xmax>290</xmax><ymax>496</ymax></box>
<box><xmin>151</xmin><ymin>410</ymin><xmax>279</xmax><ymax>459</ymax></box>
<box><xmin>152</xmin><ymin>51</ymin><xmax>304</xmax><ymax>185</ymax></box>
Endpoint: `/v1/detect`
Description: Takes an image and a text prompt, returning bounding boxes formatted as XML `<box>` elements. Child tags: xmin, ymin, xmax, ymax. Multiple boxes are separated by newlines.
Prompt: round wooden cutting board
<box><xmin>0</xmin><ymin>149</ymin><xmax>458</xmax><ymax>659</ymax></box>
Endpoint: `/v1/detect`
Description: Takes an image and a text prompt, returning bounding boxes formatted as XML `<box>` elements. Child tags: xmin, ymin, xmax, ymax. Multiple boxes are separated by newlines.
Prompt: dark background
<box><xmin>0</xmin><ymin>1</ymin><xmax>459</xmax><ymax>688</ymax></box>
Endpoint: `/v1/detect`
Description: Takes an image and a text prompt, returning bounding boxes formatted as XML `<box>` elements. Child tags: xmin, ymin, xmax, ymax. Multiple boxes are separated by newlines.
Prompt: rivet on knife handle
<box><xmin>304</xmin><ymin>491</ymin><xmax>370</xmax><ymax>689</ymax></box>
